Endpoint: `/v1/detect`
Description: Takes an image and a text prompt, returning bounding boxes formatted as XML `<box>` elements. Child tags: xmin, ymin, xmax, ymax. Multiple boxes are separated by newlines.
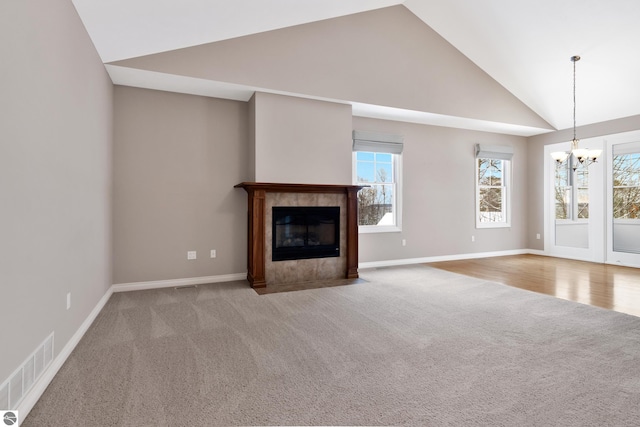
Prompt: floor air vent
<box><xmin>0</xmin><ymin>332</ymin><xmax>53</xmax><ymax>410</ymax></box>
<box><xmin>175</xmin><ymin>285</ymin><xmax>198</xmax><ymax>290</ymax></box>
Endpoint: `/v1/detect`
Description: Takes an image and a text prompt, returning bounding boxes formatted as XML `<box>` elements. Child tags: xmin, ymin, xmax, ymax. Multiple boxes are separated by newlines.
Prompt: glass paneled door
<box><xmin>607</xmin><ymin>133</ymin><xmax>640</xmax><ymax>267</ymax></box>
<box><xmin>545</xmin><ymin>140</ymin><xmax>604</xmax><ymax>262</ymax></box>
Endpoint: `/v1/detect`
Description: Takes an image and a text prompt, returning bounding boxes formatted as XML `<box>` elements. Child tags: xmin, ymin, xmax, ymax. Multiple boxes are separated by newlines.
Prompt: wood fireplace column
<box><xmin>246</xmin><ymin>188</ymin><xmax>266</xmax><ymax>288</ymax></box>
<box><xmin>346</xmin><ymin>187</ymin><xmax>360</xmax><ymax>279</ymax></box>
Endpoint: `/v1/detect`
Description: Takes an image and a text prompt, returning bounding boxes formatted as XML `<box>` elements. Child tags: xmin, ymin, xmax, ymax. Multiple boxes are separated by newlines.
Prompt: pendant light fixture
<box><xmin>551</xmin><ymin>55</ymin><xmax>602</xmax><ymax>169</ymax></box>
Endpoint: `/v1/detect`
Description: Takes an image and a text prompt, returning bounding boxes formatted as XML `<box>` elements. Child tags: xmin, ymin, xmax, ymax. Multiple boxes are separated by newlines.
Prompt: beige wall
<box><xmin>253</xmin><ymin>92</ymin><xmax>352</xmax><ymax>185</ymax></box>
<box><xmin>113</xmin><ymin>86</ymin><xmax>534</xmax><ymax>280</ymax></box>
<box><xmin>354</xmin><ymin>117</ymin><xmax>529</xmax><ymax>262</ymax></box>
<box><xmin>248</xmin><ymin>94</ymin><xmax>257</xmax><ymax>182</ymax></box>
<box><xmin>108</xmin><ymin>2</ymin><xmax>553</xmax><ymax>266</ymax></box>
<box><xmin>112</xmin><ymin>5</ymin><xmax>550</xmax><ymax>131</ymax></box>
<box><xmin>113</xmin><ymin>87</ymin><xmax>251</xmax><ymax>284</ymax></box>
<box><xmin>0</xmin><ymin>0</ymin><xmax>113</xmax><ymax>381</ymax></box>
<box><xmin>113</xmin><ymin>90</ymin><xmax>352</xmax><ymax>284</ymax></box>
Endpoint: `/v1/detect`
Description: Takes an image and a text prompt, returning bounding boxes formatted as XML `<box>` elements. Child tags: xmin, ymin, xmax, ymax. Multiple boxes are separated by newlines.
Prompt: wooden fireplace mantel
<box><xmin>235</xmin><ymin>182</ymin><xmax>366</xmax><ymax>288</ymax></box>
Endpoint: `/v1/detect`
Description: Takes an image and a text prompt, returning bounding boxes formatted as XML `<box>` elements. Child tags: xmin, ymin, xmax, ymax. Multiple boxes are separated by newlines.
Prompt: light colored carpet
<box><xmin>24</xmin><ymin>265</ymin><xmax>640</xmax><ymax>426</ymax></box>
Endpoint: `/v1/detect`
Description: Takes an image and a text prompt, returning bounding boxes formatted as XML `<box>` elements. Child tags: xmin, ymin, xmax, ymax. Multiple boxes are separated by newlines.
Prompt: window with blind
<box><xmin>352</xmin><ymin>131</ymin><xmax>403</xmax><ymax>232</ymax></box>
<box><xmin>475</xmin><ymin>144</ymin><xmax>513</xmax><ymax>228</ymax></box>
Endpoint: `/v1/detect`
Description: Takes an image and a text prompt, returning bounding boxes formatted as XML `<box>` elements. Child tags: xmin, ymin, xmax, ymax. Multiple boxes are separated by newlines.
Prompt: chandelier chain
<box><xmin>573</xmin><ymin>56</ymin><xmax>577</xmax><ymax>142</ymax></box>
<box><xmin>550</xmin><ymin>54</ymin><xmax>600</xmax><ymax>168</ymax></box>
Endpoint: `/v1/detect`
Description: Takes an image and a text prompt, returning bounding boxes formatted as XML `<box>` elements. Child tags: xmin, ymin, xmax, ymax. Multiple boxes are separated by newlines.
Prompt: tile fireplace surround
<box><xmin>235</xmin><ymin>182</ymin><xmax>365</xmax><ymax>288</ymax></box>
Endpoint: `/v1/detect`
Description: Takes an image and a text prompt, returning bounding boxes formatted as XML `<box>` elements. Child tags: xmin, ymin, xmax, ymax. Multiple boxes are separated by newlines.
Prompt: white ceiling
<box><xmin>72</xmin><ymin>0</ymin><xmax>640</xmax><ymax>136</ymax></box>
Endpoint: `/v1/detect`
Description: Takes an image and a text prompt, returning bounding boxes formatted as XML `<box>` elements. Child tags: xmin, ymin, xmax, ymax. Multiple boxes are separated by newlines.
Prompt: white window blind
<box><xmin>353</xmin><ymin>130</ymin><xmax>403</xmax><ymax>154</ymax></box>
<box><xmin>475</xmin><ymin>144</ymin><xmax>514</xmax><ymax>160</ymax></box>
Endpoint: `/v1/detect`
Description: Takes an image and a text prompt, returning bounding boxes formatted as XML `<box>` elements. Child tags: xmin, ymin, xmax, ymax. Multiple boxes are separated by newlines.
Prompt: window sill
<box><xmin>358</xmin><ymin>225</ymin><xmax>402</xmax><ymax>234</ymax></box>
<box><xmin>476</xmin><ymin>223</ymin><xmax>511</xmax><ymax>229</ymax></box>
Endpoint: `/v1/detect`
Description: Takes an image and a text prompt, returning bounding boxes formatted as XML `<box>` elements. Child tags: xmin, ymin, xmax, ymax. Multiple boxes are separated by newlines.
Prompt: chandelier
<box><xmin>551</xmin><ymin>55</ymin><xmax>601</xmax><ymax>169</ymax></box>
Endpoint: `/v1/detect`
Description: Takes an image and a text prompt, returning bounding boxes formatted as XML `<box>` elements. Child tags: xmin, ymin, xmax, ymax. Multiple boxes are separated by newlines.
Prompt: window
<box><xmin>613</xmin><ymin>151</ymin><xmax>640</xmax><ymax>219</ymax></box>
<box><xmin>475</xmin><ymin>144</ymin><xmax>512</xmax><ymax>228</ymax></box>
<box><xmin>555</xmin><ymin>156</ymin><xmax>589</xmax><ymax>221</ymax></box>
<box><xmin>612</xmin><ymin>141</ymin><xmax>640</xmax><ymax>256</ymax></box>
<box><xmin>352</xmin><ymin>131</ymin><xmax>403</xmax><ymax>232</ymax></box>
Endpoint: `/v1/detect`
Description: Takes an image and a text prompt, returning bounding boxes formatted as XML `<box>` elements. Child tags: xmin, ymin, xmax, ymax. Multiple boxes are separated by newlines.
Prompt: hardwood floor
<box><xmin>427</xmin><ymin>254</ymin><xmax>640</xmax><ymax>317</ymax></box>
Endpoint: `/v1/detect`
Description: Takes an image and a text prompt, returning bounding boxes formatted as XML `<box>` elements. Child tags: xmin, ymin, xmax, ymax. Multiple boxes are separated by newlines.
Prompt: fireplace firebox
<box><xmin>272</xmin><ymin>206</ymin><xmax>340</xmax><ymax>261</ymax></box>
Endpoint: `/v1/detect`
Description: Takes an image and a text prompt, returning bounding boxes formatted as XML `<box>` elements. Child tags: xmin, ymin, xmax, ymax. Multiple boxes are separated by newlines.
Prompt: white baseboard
<box><xmin>17</xmin><ymin>286</ymin><xmax>114</xmax><ymax>420</ymax></box>
<box><xmin>606</xmin><ymin>260</ymin><xmax>640</xmax><ymax>269</ymax></box>
<box><xmin>358</xmin><ymin>249</ymin><xmax>533</xmax><ymax>269</ymax></box>
<box><xmin>527</xmin><ymin>249</ymin><xmax>546</xmax><ymax>256</ymax></box>
<box><xmin>112</xmin><ymin>273</ymin><xmax>247</xmax><ymax>292</ymax></box>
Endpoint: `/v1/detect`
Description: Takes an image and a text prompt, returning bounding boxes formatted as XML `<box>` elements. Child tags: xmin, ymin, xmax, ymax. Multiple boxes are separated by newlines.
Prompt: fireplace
<box><xmin>235</xmin><ymin>182</ymin><xmax>365</xmax><ymax>288</ymax></box>
<box><xmin>272</xmin><ymin>206</ymin><xmax>340</xmax><ymax>261</ymax></box>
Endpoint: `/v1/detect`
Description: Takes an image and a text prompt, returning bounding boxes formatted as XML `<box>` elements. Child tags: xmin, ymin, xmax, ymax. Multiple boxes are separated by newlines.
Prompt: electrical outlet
<box><xmin>66</xmin><ymin>292</ymin><xmax>71</xmax><ymax>310</ymax></box>
<box><xmin>401</xmin><ymin>239</ymin><xmax>406</xmax><ymax>247</ymax></box>
<box><xmin>187</xmin><ymin>251</ymin><xmax>197</xmax><ymax>260</ymax></box>
<box><xmin>536</xmin><ymin>233</ymin><xmax>541</xmax><ymax>240</ymax></box>
<box><xmin>210</xmin><ymin>249</ymin><xmax>216</xmax><ymax>258</ymax></box>
<box><xmin>471</xmin><ymin>235</ymin><xmax>475</xmax><ymax>242</ymax></box>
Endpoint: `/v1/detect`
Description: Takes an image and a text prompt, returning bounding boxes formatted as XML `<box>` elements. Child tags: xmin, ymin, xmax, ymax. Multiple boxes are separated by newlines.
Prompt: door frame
<box><xmin>544</xmin><ymin>139</ymin><xmax>605</xmax><ymax>263</ymax></box>
<box><xmin>605</xmin><ymin>130</ymin><xmax>640</xmax><ymax>268</ymax></box>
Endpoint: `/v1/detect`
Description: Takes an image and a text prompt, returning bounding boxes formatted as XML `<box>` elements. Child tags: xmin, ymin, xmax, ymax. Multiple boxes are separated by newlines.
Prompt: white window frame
<box><xmin>612</xmin><ymin>145</ymin><xmax>640</xmax><ymax>224</ymax></box>
<box><xmin>352</xmin><ymin>131</ymin><xmax>403</xmax><ymax>234</ymax></box>
<box><xmin>554</xmin><ymin>155</ymin><xmax>590</xmax><ymax>225</ymax></box>
<box><xmin>475</xmin><ymin>147</ymin><xmax>512</xmax><ymax>229</ymax></box>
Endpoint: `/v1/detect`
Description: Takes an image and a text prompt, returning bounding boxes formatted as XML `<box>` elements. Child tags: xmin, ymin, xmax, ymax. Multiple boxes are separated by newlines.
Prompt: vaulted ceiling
<box><xmin>72</xmin><ymin>0</ymin><xmax>640</xmax><ymax>137</ymax></box>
